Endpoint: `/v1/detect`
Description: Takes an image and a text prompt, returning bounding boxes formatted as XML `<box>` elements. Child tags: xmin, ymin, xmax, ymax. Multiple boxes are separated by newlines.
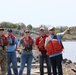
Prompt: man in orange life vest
<box><xmin>6</xmin><ymin>29</ymin><xmax>18</xmax><ymax>75</ymax></box>
<box><xmin>35</xmin><ymin>26</ymin><xmax>51</xmax><ymax>75</ymax></box>
<box><xmin>45</xmin><ymin>26</ymin><xmax>71</xmax><ymax>75</ymax></box>
<box><xmin>0</xmin><ymin>26</ymin><xmax>8</xmax><ymax>75</ymax></box>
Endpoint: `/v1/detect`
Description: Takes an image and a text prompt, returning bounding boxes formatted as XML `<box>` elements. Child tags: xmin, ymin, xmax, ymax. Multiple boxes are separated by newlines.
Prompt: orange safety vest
<box><xmin>23</xmin><ymin>36</ymin><xmax>33</xmax><ymax>50</ymax></box>
<box><xmin>5</xmin><ymin>34</ymin><xmax>15</xmax><ymax>45</ymax></box>
<box><xmin>38</xmin><ymin>34</ymin><xmax>48</xmax><ymax>50</ymax></box>
<box><xmin>45</xmin><ymin>35</ymin><xmax>63</xmax><ymax>55</ymax></box>
<box><xmin>23</xmin><ymin>36</ymin><xmax>33</xmax><ymax>45</ymax></box>
<box><xmin>0</xmin><ymin>34</ymin><xmax>7</xmax><ymax>44</ymax></box>
<box><xmin>0</xmin><ymin>34</ymin><xmax>7</xmax><ymax>49</ymax></box>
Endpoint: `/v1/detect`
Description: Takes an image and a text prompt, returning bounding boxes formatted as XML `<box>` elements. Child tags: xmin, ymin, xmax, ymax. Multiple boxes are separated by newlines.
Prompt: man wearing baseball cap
<box><xmin>35</xmin><ymin>26</ymin><xmax>51</xmax><ymax>75</ymax></box>
<box><xmin>6</xmin><ymin>29</ymin><xmax>18</xmax><ymax>75</ymax></box>
<box><xmin>45</xmin><ymin>26</ymin><xmax>71</xmax><ymax>75</ymax></box>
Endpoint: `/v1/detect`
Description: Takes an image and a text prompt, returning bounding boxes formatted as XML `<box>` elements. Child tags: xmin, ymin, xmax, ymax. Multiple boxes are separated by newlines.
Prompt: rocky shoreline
<box><xmin>16</xmin><ymin>50</ymin><xmax>76</xmax><ymax>75</ymax></box>
<box><xmin>62</xmin><ymin>59</ymin><xmax>76</xmax><ymax>75</ymax></box>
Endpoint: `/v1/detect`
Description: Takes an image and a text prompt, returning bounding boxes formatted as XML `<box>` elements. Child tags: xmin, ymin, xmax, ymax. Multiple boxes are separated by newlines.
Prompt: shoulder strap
<box><xmin>11</xmin><ymin>34</ymin><xmax>15</xmax><ymax>44</ymax></box>
<box><xmin>53</xmin><ymin>35</ymin><xmax>57</xmax><ymax>39</ymax></box>
<box><xmin>53</xmin><ymin>35</ymin><xmax>64</xmax><ymax>49</ymax></box>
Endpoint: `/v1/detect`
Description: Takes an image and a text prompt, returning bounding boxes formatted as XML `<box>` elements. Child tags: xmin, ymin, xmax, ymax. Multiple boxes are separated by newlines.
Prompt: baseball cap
<box><xmin>48</xmin><ymin>26</ymin><xmax>55</xmax><ymax>31</ymax></box>
<box><xmin>40</xmin><ymin>26</ymin><xmax>45</xmax><ymax>30</ymax></box>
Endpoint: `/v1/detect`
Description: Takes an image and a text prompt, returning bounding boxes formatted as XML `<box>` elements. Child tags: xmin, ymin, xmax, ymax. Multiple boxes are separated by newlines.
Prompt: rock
<box><xmin>72</xmin><ymin>69</ymin><xmax>76</xmax><ymax>73</ymax></box>
<box><xmin>63</xmin><ymin>58</ymin><xmax>72</xmax><ymax>64</ymax></box>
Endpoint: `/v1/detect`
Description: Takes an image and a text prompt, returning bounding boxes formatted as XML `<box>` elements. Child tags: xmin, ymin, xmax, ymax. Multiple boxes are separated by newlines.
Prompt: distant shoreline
<box><xmin>62</xmin><ymin>39</ymin><xmax>76</xmax><ymax>42</ymax></box>
<box><xmin>62</xmin><ymin>40</ymin><xmax>76</xmax><ymax>42</ymax></box>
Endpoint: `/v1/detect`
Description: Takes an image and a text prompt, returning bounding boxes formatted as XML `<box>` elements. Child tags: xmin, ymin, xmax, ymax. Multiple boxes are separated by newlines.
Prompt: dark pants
<box><xmin>39</xmin><ymin>50</ymin><xmax>51</xmax><ymax>75</ymax></box>
<box><xmin>50</xmin><ymin>54</ymin><xmax>63</xmax><ymax>75</ymax></box>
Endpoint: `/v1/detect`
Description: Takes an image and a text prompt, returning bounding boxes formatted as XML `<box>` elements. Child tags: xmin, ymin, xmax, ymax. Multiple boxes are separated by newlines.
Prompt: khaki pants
<box><xmin>0</xmin><ymin>50</ymin><xmax>7</xmax><ymax>75</ymax></box>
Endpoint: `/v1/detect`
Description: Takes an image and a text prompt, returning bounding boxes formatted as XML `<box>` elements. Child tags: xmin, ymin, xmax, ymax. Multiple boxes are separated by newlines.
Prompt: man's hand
<box><xmin>38</xmin><ymin>51</ymin><xmax>42</xmax><ymax>56</ymax></box>
<box><xmin>0</xmin><ymin>46</ymin><xmax>3</xmax><ymax>50</ymax></box>
<box><xmin>47</xmin><ymin>36</ymin><xmax>51</xmax><ymax>42</ymax></box>
<box><xmin>61</xmin><ymin>27</ymin><xmax>72</xmax><ymax>37</ymax></box>
<box><xmin>4</xmin><ymin>46</ymin><xmax>8</xmax><ymax>50</ymax></box>
<box><xmin>67</xmin><ymin>27</ymin><xmax>72</xmax><ymax>31</ymax></box>
<box><xmin>45</xmin><ymin>36</ymin><xmax>51</xmax><ymax>47</ymax></box>
<box><xmin>46</xmin><ymin>52</ymin><xmax>49</xmax><ymax>56</ymax></box>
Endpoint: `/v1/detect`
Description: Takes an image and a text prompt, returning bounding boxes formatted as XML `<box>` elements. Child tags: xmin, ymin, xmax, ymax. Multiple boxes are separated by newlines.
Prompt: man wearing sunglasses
<box><xmin>45</xmin><ymin>26</ymin><xmax>71</xmax><ymax>75</ymax></box>
<box><xmin>6</xmin><ymin>29</ymin><xmax>18</xmax><ymax>75</ymax></box>
<box><xmin>35</xmin><ymin>27</ymin><xmax>51</xmax><ymax>75</ymax></box>
<box><xmin>0</xmin><ymin>26</ymin><xmax>8</xmax><ymax>75</ymax></box>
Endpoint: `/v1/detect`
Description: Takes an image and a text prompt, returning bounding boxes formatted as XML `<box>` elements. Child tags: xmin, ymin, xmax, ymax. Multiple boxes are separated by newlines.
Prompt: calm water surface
<box><xmin>63</xmin><ymin>41</ymin><xmax>76</xmax><ymax>62</ymax></box>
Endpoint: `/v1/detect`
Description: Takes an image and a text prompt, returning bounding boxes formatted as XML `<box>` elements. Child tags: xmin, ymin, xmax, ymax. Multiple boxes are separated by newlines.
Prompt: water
<box><xmin>62</xmin><ymin>41</ymin><xmax>76</xmax><ymax>62</ymax></box>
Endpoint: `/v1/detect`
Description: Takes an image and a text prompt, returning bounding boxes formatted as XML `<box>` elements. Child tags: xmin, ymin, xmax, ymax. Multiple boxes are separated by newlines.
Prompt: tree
<box><xmin>17</xmin><ymin>25</ymin><xmax>21</xmax><ymax>30</ymax></box>
<box><xmin>17</xmin><ymin>22</ymin><xmax>26</xmax><ymax>29</ymax></box>
<box><xmin>27</xmin><ymin>24</ymin><xmax>32</xmax><ymax>30</ymax></box>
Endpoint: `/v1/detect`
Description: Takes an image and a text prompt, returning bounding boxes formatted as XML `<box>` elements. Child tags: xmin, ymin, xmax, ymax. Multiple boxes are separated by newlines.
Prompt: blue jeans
<box><xmin>19</xmin><ymin>53</ymin><xmax>33</xmax><ymax>75</ymax></box>
<box><xmin>39</xmin><ymin>51</ymin><xmax>51</xmax><ymax>75</ymax></box>
<box><xmin>6</xmin><ymin>52</ymin><xmax>18</xmax><ymax>75</ymax></box>
<box><xmin>50</xmin><ymin>54</ymin><xmax>63</xmax><ymax>75</ymax></box>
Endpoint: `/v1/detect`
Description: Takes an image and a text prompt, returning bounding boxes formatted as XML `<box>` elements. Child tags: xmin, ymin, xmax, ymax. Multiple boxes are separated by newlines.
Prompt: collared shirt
<box><xmin>6</xmin><ymin>36</ymin><xmax>18</xmax><ymax>52</ymax></box>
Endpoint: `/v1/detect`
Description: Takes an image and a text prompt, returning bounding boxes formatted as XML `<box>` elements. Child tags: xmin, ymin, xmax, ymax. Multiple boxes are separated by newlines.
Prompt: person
<box><xmin>19</xmin><ymin>28</ymin><xmax>34</xmax><ymax>75</ymax></box>
<box><xmin>35</xmin><ymin>26</ymin><xmax>51</xmax><ymax>75</ymax></box>
<box><xmin>45</xmin><ymin>26</ymin><xmax>71</xmax><ymax>75</ymax></box>
<box><xmin>0</xmin><ymin>26</ymin><xmax>8</xmax><ymax>75</ymax></box>
<box><xmin>6</xmin><ymin>29</ymin><xmax>18</xmax><ymax>75</ymax></box>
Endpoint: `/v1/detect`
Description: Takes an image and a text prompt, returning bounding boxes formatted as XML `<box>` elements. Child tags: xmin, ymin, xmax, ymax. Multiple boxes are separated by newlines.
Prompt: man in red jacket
<box><xmin>35</xmin><ymin>26</ymin><xmax>51</xmax><ymax>75</ymax></box>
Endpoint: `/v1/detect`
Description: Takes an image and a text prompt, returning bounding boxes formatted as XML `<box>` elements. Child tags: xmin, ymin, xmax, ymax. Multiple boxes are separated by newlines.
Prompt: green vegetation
<box><xmin>0</xmin><ymin>22</ymin><xmax>76</xmax><ymax>41</ymax></box>
<box><xmin>0</xmin><ymin>22</ymin><xmax>26</xmax><ymax>30</ymax></box>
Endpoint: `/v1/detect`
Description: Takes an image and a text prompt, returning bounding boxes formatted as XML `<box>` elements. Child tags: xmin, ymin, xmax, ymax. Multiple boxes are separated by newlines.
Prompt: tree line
<box><xmin>0</xmin><ymin>22</ymin><xmax>76</xmax><ymax>35</ymax></box>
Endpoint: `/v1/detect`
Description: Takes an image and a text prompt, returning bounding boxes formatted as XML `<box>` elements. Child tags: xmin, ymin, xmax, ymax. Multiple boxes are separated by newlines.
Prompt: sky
<box><xmin>0</xmin><ymin>0</ymin><xmax>76</xmax><ymax>27</ymax></box>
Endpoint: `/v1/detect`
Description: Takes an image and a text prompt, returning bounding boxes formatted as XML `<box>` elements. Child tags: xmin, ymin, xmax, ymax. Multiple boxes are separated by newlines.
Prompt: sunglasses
<box><xmin>49</xmin><ymin>29</ymin><xmax>55</xmax><ymax>31</ymax></box>
<box><xmin>25</xmin><ymin>32</ymin><xmax>30</xmax><ymax>33</ymax></box>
